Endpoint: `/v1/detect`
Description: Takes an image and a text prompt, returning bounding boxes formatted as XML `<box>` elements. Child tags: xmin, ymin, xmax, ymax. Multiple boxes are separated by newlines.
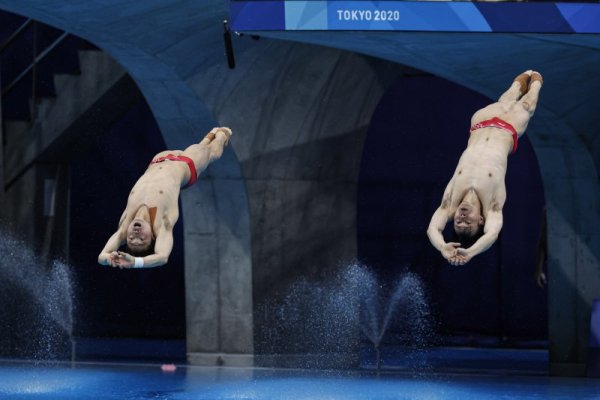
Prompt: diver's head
<box><xmin>126</xmin><ymin>219</ymin><xmax>155</xmax><ymax>256</ymax></box>
<box><xmin>453</xmin><ymin>193</ymin><xmax>484</xmax><ymax>247</ymax></box>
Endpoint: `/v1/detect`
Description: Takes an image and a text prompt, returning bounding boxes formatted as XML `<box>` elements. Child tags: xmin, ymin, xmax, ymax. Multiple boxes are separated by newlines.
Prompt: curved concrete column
<box><xmin>188</xmin><ymin>38</ymin><xmax>400</xmax><ymax>289</ymax></box>
<box><xmin>183</xmin><ymin>36</ymin><xmax>402</xmax><ymax>363</ymax></box>
<box><xmin>529</xmin><ymin>113</ymin><xmax>600</xmax><ymax>376</ymax></box>
<box><xmin>0</xmin><ymin>1</ymin><xmax>253</xmax><ymax>365</ymax></box>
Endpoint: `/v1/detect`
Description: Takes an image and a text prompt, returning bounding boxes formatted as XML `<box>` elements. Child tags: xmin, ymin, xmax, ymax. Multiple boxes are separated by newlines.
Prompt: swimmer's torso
<box><xmin>443</xmin><ymin>99</ymin><xmax>533</xmax><ymax>218</ymax></box>
<box><xmin>448</xmin><ymin>128</ymin><xmax>510</xmax><ymax>218</ymax></box>
<box><xmin>122</xmin><ymin>150</ymin><xmax>187</xmax><ymax>232</ymax></box>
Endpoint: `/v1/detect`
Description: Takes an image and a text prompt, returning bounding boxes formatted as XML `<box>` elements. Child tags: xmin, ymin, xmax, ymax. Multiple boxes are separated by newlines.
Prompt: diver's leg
<box><xmin>505</xmin><ymin>72</ymin><xmax>542</xmax><ymax>137</ymax></box>
<box><xmin>182</xmin><ymin>127</ymin><xmax>231</xmax><ymax>172</ymax></box>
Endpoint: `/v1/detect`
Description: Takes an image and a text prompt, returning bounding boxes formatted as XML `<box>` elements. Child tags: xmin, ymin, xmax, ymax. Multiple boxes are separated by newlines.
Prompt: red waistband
<box><xmin>470</xmin><ymin>117</ymin><xmax>518</xmax><ymax>154</ymax></box>
<box><xmin>149</xmin><ymin>154</ymin><xmax>198</xmax><ymax>189</ymax></box>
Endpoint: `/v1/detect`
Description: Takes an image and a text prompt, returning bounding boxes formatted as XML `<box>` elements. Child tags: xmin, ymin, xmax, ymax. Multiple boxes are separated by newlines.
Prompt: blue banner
<box><xmin>229</xmin><ymin>1</ymin><xmax>600</xmax><ymax>33</ymax></box>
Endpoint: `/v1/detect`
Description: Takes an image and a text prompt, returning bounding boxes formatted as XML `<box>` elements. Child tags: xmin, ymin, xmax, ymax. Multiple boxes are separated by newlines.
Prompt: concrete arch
<box><xmin>0</xmin><ymin>1</ymin><xmax>253</xmax><ymax>364</ymax></box>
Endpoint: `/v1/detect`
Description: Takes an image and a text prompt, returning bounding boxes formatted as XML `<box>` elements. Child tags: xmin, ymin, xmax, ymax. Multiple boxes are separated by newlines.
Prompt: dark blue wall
<box><xmin>69</xmin><ymin>100</ymin><xmax>186</xmax><ymax>342</ymax></box>
<box><xmin>358</xmin><ymin>75</ymin><xmax>547</xmax><ymax>344</ymax></box>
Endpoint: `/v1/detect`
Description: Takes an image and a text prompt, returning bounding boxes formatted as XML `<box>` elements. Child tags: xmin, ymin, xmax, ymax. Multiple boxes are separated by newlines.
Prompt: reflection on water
<box><xmin>1</xmin><ymin>362</ymin><xmax>599</xmax><ymax>400</ymax></box>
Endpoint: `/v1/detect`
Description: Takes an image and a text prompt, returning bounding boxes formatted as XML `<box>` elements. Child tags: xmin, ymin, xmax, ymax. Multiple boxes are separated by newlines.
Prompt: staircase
<box><xmin>1</xmin><ymin>23</ymin><xmax>141</xmax><ymax>188</ymax></box>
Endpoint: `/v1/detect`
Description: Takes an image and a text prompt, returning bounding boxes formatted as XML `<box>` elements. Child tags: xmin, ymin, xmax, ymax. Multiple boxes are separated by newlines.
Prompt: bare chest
<box><xmin>127</xmin><ymin>171</ymin><xmax>181</xmax><ymax>219</ymax></box>
<box><xmin>451</xmin><ymin>154</ymin><xmax>508</xmax><ymax>213</ymax></box>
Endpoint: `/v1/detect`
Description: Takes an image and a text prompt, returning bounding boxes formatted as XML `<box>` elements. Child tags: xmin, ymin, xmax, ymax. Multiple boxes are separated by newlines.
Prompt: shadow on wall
<box><xmin>357</xmin><ymin>74</ymin><xmax>547</xmax><ymax>346</ymax></box>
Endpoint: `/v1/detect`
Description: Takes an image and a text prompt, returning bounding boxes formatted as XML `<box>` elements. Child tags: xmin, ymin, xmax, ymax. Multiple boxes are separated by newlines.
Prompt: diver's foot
<box><xmin>214</xmin><ymin>127</ymin><xmax>232</xmax><ymax>146</ymax></box>
<box><xmin>528</xmin><ymin>71</ymin><xmax>543</xmax><ymax>90</ymax></box>
<box><xmin>513</xmin><ymin>71</ymin><xmax>532</xmax><ymax>96</ymax></box>
<box><xmin>204</xmin><ymin>132</ymin><xmax>217</xmax><ymax>142</ymax></box>
<box><xmin>204</xmin><ymin>127</ymin><xmax>232</xmax><ymax>146</ymax></box>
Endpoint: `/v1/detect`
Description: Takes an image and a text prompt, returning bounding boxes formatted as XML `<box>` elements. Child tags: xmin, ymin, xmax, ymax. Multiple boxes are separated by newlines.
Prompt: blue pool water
<box><xmin>1</xmin><ymin>360</ymin><xmax>598</xmax><ymax>400</ymax></box>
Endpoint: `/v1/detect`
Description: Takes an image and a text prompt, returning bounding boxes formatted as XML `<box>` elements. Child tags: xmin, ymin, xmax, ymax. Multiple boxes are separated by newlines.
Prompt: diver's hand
<box><xmin>449</xmin><ymin>247</ymin><xmax>473</xmax><ymax>266</ymax></box>
<box><xmin>441</xmin><ymin>242</ymin><xmax>460</xmax><ymax>261</ymax></box>
<box><xmin>110</xmin><ymin>251</ymin><xmax>135</xmax><ymax>269</ymax></box>
<box><xmin>105</xmin><ymin>251</ymin><xmax>120</xmax><ymax>268</ymax></box>
<box><xmin>448</xmin><ymin>254</ymin><xmax>466</xmax><ymax>266</ymax></box>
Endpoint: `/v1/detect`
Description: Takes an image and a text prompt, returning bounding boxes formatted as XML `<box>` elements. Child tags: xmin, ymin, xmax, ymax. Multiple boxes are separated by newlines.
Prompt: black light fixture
<box><xmin>223</xmin><ymin>20</ymin><xmax>235</xmax><ymax>69</ymax></box>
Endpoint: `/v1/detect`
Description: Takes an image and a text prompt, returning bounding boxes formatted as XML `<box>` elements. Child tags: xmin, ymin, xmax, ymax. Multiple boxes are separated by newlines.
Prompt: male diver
<box><xmin>98</xmin><ymin>127</ymin><xmax>232</xmax><ymax>269</ymax></box>
<box><xmin>427</xmin><ymin>70</ymin><xmax>543</xmax><ymax>266</ymax></box>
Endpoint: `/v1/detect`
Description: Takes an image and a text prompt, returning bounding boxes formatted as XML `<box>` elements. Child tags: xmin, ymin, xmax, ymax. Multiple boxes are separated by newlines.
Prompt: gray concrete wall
<box><xmin>186</xmin><ymin>37</ymin><xmax>402</xmax><ymax>359</ymax></box>
<box><xmin>525</xmin><ymin>114</ymin><xmax>600</xmax><ymax>376</ymax></box>
<box><xmin>2</xmin><ymin>162</ymin><xmax>70</xmax><ymax>261</ymax></box>
<box><xmin>183</xmin><ymin>148</ymin><xmax>253</xmax><ymax>366</ymax></box>
<box><xmin>3</xmin><ymin>167</ymin><xmax>37</xmax><ymax>244</ymax></box>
